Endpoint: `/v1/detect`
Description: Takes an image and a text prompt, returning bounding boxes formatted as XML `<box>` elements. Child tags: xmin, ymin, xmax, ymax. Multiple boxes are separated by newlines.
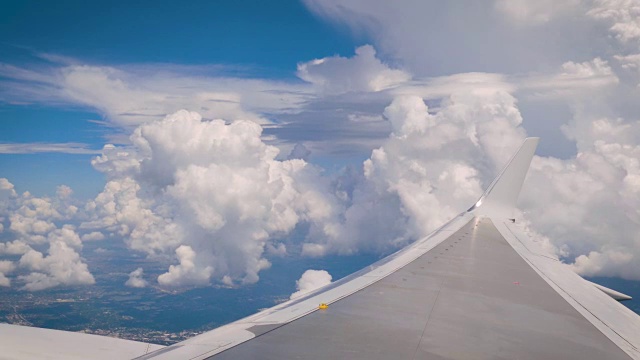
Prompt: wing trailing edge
<box><xmin>470</xmin><ymin>137</ymin><xmax>539</xmax><ymax>218</ymax></box>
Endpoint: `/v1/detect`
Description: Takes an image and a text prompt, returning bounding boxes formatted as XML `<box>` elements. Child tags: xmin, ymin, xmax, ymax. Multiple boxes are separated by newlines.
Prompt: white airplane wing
<box><xmin>3</xmin><ymin>137</ymin><xmax>640</xmax><ymax>359</ymax></box>
<box><xmin>0</xmin><ymin>323</ymin><xmax>164</xmax><ymax>359</ymax></box>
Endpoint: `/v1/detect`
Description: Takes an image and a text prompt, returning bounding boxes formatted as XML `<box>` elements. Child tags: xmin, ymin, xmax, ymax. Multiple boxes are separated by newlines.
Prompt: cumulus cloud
<box><xmin>56</xmin><ymin>185</ymin><xmax>73</xmax><ymax>200</ymax></box>
<box><xmin>0</xmin><ymin>179</ymin><xmax>95</xmax><ymax>290</ymax></box>
<box><xmin>125</xmin><ymin>267</ymin><xmax>148</xmax><ymax>288</ymax></box>
<box><xmin>83</xmin><ymin>110</ymin><xmax>340</xmax><ymax>287</ymax></box>
<box><xmin>18</xmin><ymin>240</ymin><xmax>95</xmax><ymax>291</ymax></box>
<box><xmin>157</xmin><ymin>245</ymin><xmax>212</xmax><ymax>287</ymax></box>
<box><xmin>57</xmin><ymin>54</ymin><xmax>640</xmax><ymax>285</ymax></box>
<box><xmin>0</xmin><ymin>178</ymin><xmax>18</xmax><ymax>214</ymax></box>
<box><xmin>588</xmin><ymin>0</ymin><xmax>640</xmax><ymax>45</ymax></box>
<box><xmin>0</xmin><ymin>240</ymin><xmax>31</xmax><ymax>255</ymax></box>
<box><xmin>81</xmin><ymin>231</ymin><xmax>105</xmax><ymax>241</ymax></box>
<box><xmin>0</xmin><ymin>260</ymin><xmax>16</xmax><ymax>287</ymax></box>
<box><xmin>303</xmin><ymin>86</ymin><xmax>526</xmax><ymax>256</ymax></box>
<box><xmin>297</xmin><ymin>1</ymin><xmax>640</xmax><ymax>280</ymax></box>
<box><xmin>297</xmin><ymin>45</ymin><xmax>410</xmax><ymax>93</ymax></box>
<box><xmin>615</xmin><ymin>53</ymin><xmax>640</xmax><ymax>70</ymax></box>
<box><xmin>0</xmin><ymin>273</ymin><xmax>10</xmax><ymax>287</ymax></box>
<box><xmin>518</xmin><ymin>117</ymin><xmax>640</xmax><ymax>279</ymax></box>
<box><xmin>290</xmin><ymin>269</ymin><xmax>332</xmax><ymax>299</ymax></box>
<box><xmin>7</xmin><ymin>192</ymin><xmax>78</xmax><ymax>244</ymax></box>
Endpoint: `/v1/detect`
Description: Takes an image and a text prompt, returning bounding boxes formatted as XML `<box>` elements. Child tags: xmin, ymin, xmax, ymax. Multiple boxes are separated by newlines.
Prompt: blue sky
<box><xmin>0</xmin><ymin>0</ymin><xmax>360</xmax><ymax>198</ymax></box>
<box><xmin>1</xmin><ymin>0</ymin><xmax>357</xmax><ymax>68</ymax></box>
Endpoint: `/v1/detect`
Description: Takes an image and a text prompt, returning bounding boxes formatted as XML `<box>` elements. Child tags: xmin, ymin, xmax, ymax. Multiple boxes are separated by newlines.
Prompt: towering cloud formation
<box><xmin>303</xmin><ymin>86</ymin><xmax>526</xmax><ymax>257</ymax></box>
<box><xmin>83</xmin><ymin>110</ymin><xmax>339</xmax><ymax>286</ymax></box>
<box><xmin>522</xmin><ymin>118</ymin><xmax>640</xmax><ymax>279</ymax></box>
<box><xmin>299</xmin><ymin>0</ymin><xmax>640</xmax><ymax>281</ymax></box>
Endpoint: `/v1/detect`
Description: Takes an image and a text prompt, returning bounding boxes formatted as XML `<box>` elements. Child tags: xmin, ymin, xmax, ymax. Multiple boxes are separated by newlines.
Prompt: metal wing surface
<box><xmin>137</xmin><ymin>138</ymin><xmax>640</xmax><ymax>360</ymax></box>
<box><xmin>0</xmin><ymin>323</ymin><xmax>164</xmax><ymax>359</ymax></box>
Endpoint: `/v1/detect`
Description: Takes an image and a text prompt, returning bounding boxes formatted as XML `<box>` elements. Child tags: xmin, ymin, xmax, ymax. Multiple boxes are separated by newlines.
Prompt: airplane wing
<box><xmin>132</xmin><ymin>138</ymin><xmax>640</xmax><ymax>360</ymax></box>
<box><xmin>0</xmin><ymin>323</ymin><xmax>164</xmax><ymax>359</ymax></box>
<box><xmin>3</xmin><ymin>137</ymin><xmax>640</xmax><ymax>359</ymax></box>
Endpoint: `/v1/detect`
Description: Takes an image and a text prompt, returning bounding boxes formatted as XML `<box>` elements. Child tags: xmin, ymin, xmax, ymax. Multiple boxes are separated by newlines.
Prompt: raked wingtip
<box><xmin>470</xmin><ymin>137</ymin><xmax>539</xmax><ymax>218</ymax></box>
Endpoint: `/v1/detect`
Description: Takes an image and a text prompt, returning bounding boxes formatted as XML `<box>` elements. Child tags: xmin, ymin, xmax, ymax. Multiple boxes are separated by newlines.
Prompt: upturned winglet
<box><xmin>469</xmin><ymin>137</ymin><xmax>539</xmax><ymax>218</ymax></box>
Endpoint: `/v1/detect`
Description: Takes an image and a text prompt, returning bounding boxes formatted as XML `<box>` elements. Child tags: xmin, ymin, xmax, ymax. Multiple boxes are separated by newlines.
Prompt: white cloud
<box><xmin>0</xmin><ymin>180</ymin><xmax>95</xmax><ymax>290</ymax></box>
<box><xmin>0</xmin><ymin>60</ymin><xmax>309</xmax><ymax>127</ymax></box>
<box><xmin>0</xmin><ymin>178</ymin><xmax>18</xmax><ymax>214</ymax></box>
<box><xmin>295</xmin><ymin>3</ymin><xmax>640</xmax><ymax>281</ymax></box>
<box><xmin>495</xmin><ymin>0</ymin><xmax>583</xmax><ymax>25</ymax></box>
<box><xmin>518</xmin><ymin>120</ymin><xmax>640</xmax><ymax>279</ymax></box>
<box><xmin>290</xmin><ymin>269</ymin><xmax>332</xmax><ymax>299</ymax></box>
<box><xmin>517</xmin><ymin>58</ymin><xmax>620</xmax><ymax>104</ymax></box>
<box><xmin>266</xmin><ymin>243</ymin><xmax>287</xmax><ymax>256</ymax></box>
<box><xmin>125</xmin><ymin>267</ymin><xmax>148</xmax><ymax>288</ymax></box>
<box><xmin>0</xmin><ymin>273</ymin><xmax>10</xmax><ymax>287</ymax></box>
<box><xmin>0</xmin><ymin>142</ymin><xmax>100</xmax><ymax>155</ymax></box>
<box><xmin>297</xmin><ymin>45</ymin><xmax>410</xmax><ymax>93</ymax></box>
<box><xmin>47</xmin><ymin>225</ymin><xmax>82</xmax><ymax>248</ymax></box>
<box><xmin>6</xmin><ymin>191</ymin><xmax>79</xmax><ymax>246</ymax></box>
<box><xmin>71</xmin><ymin>58</ymin><xmax>640</xmax><ymax>283</ymax></box>
<box><xmin>0</xmin><ymin>178</ymin><xmax>18</xmax><ymax>195</ymax></box>
<box><xmin>615</xmin><ymin>53</ymin><xmax>640</xmax><ymax>69</ymax></box>
<box><xmin>301</xmin><ymin>243</ymin><xmax>327</xmax><ymax>257</ymax></box>
<box><xmin>83</xmin><ymin>110</ymin><xmax>340</xmax><ymax>287</ymax></box>
<box><xmin>56</xmin><ymin>185</ymin><xmax>73</xmax><ymax>200</ymax></box>
<box><xmin>561</xmin><ymin>58</ymin><xmax>616</xmax><ymax>78</ymax></box>
<box><xmin>0</xmin><ymin>240</ymin><xmax>31</xmax><ymax>255</ymax></box>
<box><xmin>304</xmin><ymin>88</ymin><xmax>525</xmax><ymax>255</ymax></box>
<box><xmin>0</xmin><ymin>260</ymin><xmax>16</xmax><ymax>287</ymax></box>
<box><xmin>93</xmin><ymin>247</ymin><xmax>110</xmax><ymax>254</ymax></box>
<box><xmin>18</xmin><ymin>240</ymin><xmax>95</xmax><ymax>291</ymax></box>
<box><xmin>572</xmin><ymin>250</ymin><xmax>637</xmax><ymax>278</ymax></box>
<box><xmin>614</xmin><ymin>53</ymin><xmax>640</xmax><ymax>85</ymax></box>
<box><xmin>81</xmin><ymin>231</ymin><xmax>105</xmax><ymax>242</ymax></box>
<box><xmin>304</xmin><ymin>0</ymin><xmax>605</xmax><ymax>77</ymax></box>
<box><xmin>157</xmin><ymin>245</ymin><xmax>212</xmax><ymax>287</ymax></box>
<box><xmin>588</xmin><ymin>0</ymin><xmax>640</xmax><ymax>45</ymax></box>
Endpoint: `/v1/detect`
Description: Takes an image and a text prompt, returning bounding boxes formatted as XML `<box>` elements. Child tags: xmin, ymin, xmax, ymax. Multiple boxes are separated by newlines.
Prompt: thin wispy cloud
<box><xmin>0</xmin><ymin>142</ymin><xmax>101</xmax><ymax>155</ymax></box>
